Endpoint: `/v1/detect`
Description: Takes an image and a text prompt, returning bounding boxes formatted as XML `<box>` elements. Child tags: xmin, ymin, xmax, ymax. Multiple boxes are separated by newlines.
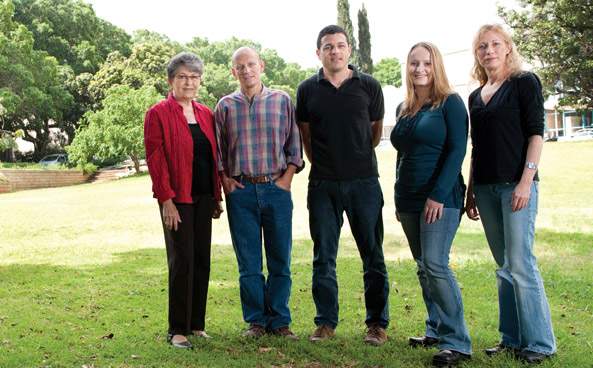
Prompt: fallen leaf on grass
<box><xmin>303</xmin><ymin>363</ymin><xmax>323</xmax><ymax>368</ymax></box>
<box><xmin>258</xmin><ymin>347</ymin><xmax>273</xmax><ymax>353</ymax></box>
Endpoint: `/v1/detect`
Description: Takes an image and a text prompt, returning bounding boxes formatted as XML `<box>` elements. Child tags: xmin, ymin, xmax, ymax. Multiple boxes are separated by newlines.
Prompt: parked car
<box><xmin>557</xmin><ymin>127</ymin><xmax>593</xmax><ymax>142</ymax></box>
<box><xmin>39</xmin><ymin>154</ymin><xmax>68</xmax><ymax>166</ymax></box>
<box><xmin>572</xmin><ymin>128</ymin><xmax>593</xmax><ymax>140</ymax></box>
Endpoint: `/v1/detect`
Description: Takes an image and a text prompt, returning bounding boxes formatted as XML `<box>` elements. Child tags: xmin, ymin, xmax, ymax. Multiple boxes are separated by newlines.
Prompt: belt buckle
<box><xmin>253</xmin><ymin>175</ymin><xmax>268</xmax><ymax>184</ymax></box>
<box><xmin>241</xmin><ymin>175</ymin><xmax>266</xmax><ymax>184</ymax></box>
<box><xmin>240</xmin><ymin>173</ymin><xmax>278</xmax><ymax>184</ymax></box>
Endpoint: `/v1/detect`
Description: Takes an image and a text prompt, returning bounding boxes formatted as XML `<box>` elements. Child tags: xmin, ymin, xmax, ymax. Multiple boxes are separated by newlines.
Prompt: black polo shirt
<box><xmin>296</xmin><ymin>65</ymin><xmax>384</xmax><ymax>180</ymax></box>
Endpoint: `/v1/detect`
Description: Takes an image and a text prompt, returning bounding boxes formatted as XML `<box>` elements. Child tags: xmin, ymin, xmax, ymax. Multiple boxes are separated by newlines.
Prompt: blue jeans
<box><xmin>399</xmin><ymin>209</ymin><xmax>472</xmax><ymax>354</ymax></box>
<box><xmin>474</xmin><ymin>182</ymin><xmax>556</xmax><ymax>355</ymax></box>
<box><xmin>225</xmin><ymin>181</ymin><xmax>293</xmax><ymax>330</ymax></box>
<box><xmin>308</xmin><ymin>177</ymin><xmax>389</xmax><ymax>329</ymax></box>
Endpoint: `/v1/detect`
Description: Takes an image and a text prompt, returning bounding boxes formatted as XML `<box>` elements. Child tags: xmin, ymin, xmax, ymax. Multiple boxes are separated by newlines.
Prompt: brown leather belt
<box><xmin>235</xmin><ymin>173</ymin><xmax>281</xmax><ymax>184</ymax></box>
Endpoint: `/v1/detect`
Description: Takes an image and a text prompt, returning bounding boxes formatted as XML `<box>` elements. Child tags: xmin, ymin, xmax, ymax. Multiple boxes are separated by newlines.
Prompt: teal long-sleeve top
<box><xmin>390</xmin><ymin>93</ymin><xmax>468</xmax><ymax>213</ymax></box>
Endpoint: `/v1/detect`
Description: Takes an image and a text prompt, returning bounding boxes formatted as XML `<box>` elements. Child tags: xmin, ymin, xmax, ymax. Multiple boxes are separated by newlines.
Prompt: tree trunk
<box><xmin>130</xmin><ymin>154</ymin><xmax>140</xmax><ymax>174</ymax></box>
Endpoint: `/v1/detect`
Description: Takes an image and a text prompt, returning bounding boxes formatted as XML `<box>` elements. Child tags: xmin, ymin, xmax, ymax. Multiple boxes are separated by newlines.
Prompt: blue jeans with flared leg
<box><xmin>474</xmin><ymin>182</ymin><xmax>556</xmax><ymax>355</ymax></box>
<box><xmin>399</xmin><ymin>208</ymin><xmax>472</xmax><ymax>354</ymax></box>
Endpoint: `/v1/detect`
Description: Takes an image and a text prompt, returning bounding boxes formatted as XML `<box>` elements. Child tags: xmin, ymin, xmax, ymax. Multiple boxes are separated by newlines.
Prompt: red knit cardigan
<box><xmin>144</xmin><ymin>93</ymin><xmax>222</xmax><ymax>203</ymax></box>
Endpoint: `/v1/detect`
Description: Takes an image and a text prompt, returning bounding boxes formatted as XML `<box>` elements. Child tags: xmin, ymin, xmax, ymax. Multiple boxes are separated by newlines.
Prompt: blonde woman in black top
<box><xmin>465</xmin><ymin>24</ymin><xmax>556</xmax><ymax>364</ymax></box>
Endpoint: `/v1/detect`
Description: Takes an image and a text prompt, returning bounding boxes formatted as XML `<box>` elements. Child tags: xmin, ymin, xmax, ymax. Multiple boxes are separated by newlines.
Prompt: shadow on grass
<box><xmin>0</xmin><ymin>230</ymin><xmax>592</xmax><ymax>367</ymax></box>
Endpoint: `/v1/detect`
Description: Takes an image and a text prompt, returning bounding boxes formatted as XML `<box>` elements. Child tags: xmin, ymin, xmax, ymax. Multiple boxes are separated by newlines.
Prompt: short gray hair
<box><xmin>167</xmin><ymin>52</ymin><xmax>204</xmax><ymax>80</ymax></box>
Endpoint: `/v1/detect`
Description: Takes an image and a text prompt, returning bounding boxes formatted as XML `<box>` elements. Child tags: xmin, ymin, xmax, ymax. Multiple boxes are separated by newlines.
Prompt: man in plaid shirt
<box><xmin>215</xmin><ymin>47</ymin><xmax>303</xmax><ymax>339</ymax></box>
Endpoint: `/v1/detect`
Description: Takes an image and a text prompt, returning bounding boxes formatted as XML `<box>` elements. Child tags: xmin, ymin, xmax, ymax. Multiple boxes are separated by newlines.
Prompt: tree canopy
<box><xmin>373</xmin><ymin>58</ymin><xmax>402</xmax><ymax>87</ymax></box>
<box><xmin>500</xmin><ymin>0</ymin><xmax>593</xmax><ymax>109</ymax></box>
<box><xmin>67</xmin><ymin>85</ymin><xmax>161</xmax><ymax>172</ymax></box>
<box><xmin>88</xmin><ymin>41</ymin><xmax>178</xmax><ymax>105</ymax></box>
<box><xmin>9</xmin><ymin>0</ymin><xmax>133</xmax><ymax>152</ymax></box>
<box><xmin>0</xmin><ymin>0</ymin><xmax>73</xmax><ymax>158</ymax></box>
<box><xmin>13</xmin><ymin>0</ymin><xmax>130</xmax><ymax>74</ymax></box>
<box><xmin>65</xmin><ymin>33</ymin><xmax>314</xmax><ymax>168</ymax></box>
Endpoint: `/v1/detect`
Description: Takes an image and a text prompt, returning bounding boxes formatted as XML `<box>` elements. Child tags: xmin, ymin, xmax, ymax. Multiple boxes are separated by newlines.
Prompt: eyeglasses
<box><xmin>175</xmin><ymin>74</ymin><xmax>201</xmax><ymax>82</ymax></box>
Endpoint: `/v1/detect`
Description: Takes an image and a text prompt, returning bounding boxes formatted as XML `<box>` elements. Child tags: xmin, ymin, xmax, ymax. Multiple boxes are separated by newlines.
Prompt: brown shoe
<box><xmin>364</xmin><ymin>324</ymin><xmax>387</xmax><ymax>346</ymax></box>
<box><xmin>272</xmin><ymin>326</ymin><xmax>299</xmax><ymax>340</ymax></box>
<box><xmin>309</xmin><ymin>325</ymin><xmax>335</xmax><ymax>342</ymax></box>
<box><xmin>242</xmin><ymin>324</ymin><xmax>266</xmax><ymax>338</ymax></box>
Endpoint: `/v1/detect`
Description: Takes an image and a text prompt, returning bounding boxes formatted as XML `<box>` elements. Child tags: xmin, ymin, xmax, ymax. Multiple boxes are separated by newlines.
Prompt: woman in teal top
<box><xmin>390</xmin><ymin>42</ymin><xmax>471</xmax><ymax>367</ymax></box>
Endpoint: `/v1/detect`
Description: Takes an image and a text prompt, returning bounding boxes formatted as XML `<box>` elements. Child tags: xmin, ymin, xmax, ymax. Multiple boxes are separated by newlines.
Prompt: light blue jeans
<box><xmin>399</xmin><ymin>208</ymin><xmax>472</xmax><ymax>355</ymax></box>
<box><xmin>225</xmin><ymin>181</ymin><xmax>293</xmax><ymax>330</ymax></box>
<box><xmin>474</xmin><ymin>182</ymin><xmax>556</xmax><ymax>355</ymax></box>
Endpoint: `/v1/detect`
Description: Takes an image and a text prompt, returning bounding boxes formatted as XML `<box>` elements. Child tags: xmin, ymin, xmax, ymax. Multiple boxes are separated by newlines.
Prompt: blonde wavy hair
<box><xmin>399</xmin><ymin>42</ymin><xmax>453</xmax><ymax>118</ymax></box>
<box><xmin>471</xmin><ymin>24</ymin><xmax>523</xmax><ymax>85</ymax></box>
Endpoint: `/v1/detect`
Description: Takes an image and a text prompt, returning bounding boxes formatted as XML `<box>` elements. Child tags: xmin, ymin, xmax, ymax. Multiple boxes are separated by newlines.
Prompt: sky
<box><xmin>86</xmin><ymin>0</ymin><xmax>518</xmax><ymax>68</ymax></box>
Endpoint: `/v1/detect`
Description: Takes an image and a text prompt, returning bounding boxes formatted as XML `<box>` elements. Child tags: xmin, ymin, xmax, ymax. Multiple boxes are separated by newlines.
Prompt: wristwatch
<box><xmin>526</xmin><ymin>161</ymin><xmax>537</xmax><ymax>170</ymax></box>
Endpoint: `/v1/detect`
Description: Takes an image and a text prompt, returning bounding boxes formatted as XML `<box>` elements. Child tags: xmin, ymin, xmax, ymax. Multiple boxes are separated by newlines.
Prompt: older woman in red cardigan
<box><xmin>144</xmin><ymin>52</ymin><xmax>222</xmax><ymax>349</ymax></box>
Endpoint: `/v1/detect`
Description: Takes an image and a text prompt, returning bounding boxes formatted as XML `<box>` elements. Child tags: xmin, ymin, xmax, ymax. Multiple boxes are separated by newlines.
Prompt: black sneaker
<box><xmin>516</xmin><ymin>350</ymin><xmax>553</xmax><ymax>364</ymax></box>
<box><xmin>432</xmin><ymin>349</ymin><xmax>471</xmax><ymax>367</ymax></box>
<box><xmin>409</xmin><ymin>335</ymin><xmax>439</xmax><ymax>348</ymax></box>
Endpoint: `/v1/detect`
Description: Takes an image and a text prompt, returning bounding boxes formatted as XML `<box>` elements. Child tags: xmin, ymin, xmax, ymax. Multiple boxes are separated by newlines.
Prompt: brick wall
<box><xmin>0</xmin><ymin>169</ymin><xmax>90</xmax><ymax>193</ymax></box>
<box><xmin>0</xmin><ymin>176</ymin><xmax>11</xmax><ymax>193</ymax></box>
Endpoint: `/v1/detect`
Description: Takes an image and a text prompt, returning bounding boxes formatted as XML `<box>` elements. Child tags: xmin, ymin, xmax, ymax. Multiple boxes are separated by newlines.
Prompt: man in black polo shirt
<box><xmin>296</xmin><ymin>25</ymin><xmax>389</xmax><ymax>346</ymax></box>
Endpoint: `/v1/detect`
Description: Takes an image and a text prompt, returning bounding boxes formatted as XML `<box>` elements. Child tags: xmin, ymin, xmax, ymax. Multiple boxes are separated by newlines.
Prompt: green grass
<box><xmin>1</xmin><ymin>141</ymin><xmax>592</xmax><ymax>367</ymax></box>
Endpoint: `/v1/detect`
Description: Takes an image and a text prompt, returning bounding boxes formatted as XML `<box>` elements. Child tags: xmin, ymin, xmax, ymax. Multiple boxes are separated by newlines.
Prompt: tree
<box><xmin>67</xmin><ymin>85</ymin><xmax>161</xmax><ymax>173</ymax></box>
<box><xmin>357</xmin><ymin>4</ymin><xmax>372</xmax><ymax>74</ymax></box>
<box><xmin>89</xmin><ymin>36</ymin><xmax>310</xmax><ymax>110</ymax></box>
<box><xmin>13</xmin><ymin>0</ymin><xmax>131</xmax><ymax>75</ymax></box>
<box><xmin>132</xmin><ymin>29</ymin><xmax>179</xmax><ymax>48</ymax></box>
<box><xmin>12</xmin><ymin>0</ymin><xmax>132</xmax><ymax>146</ymax></box>
<box><xmin>199</xmin><ymin>62</ymin><xmax>238</xmax><ymax>108</ymax></box>
<box><xmin>267</xmin><ymin>63</ymin><xmax>314</xmax><ymax>101</ymax></box>
<box><xmin>188</xmin><ymin>38</ymin><xmax>310</xmax><ymax>106</ymax></box>
<box><xmin>337</xmin><ymin>0</ymin><xmax>358</xmax><ymax>67</ymax></box>
<box><xmin>0</xmin><ymin>128</ymin><xmax>23</xmax><ymax>162</ymax></box>
<box><xmin>499</xmin><ymin>0</ymin><xmax>593</xmax><ymax>109</ymax></box>
<box><xmin>0</xmin><ymin>0</ymin><xmax>74</xmax><ymax>159</ymax></box>
<box><xmin>194</xmin><ymin>37</ymin><xmax>260</xmax><ymax>66</ymax></box>
<box><xmin>373</xmin><ymin>58</ymin><xmax>402</xmax><ymax>87</ymax></box>
<box><xmin>88</xmin><ymin>41</ymin><xmax>179</xmax><ymax>105</ymax></box>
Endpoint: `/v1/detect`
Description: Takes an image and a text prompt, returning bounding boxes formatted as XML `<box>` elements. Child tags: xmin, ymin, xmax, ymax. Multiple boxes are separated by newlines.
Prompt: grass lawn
<box><xmin>1</xmin><ymin>141</ymin><xmax>592</xmax><ymax>367</ymax></box>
